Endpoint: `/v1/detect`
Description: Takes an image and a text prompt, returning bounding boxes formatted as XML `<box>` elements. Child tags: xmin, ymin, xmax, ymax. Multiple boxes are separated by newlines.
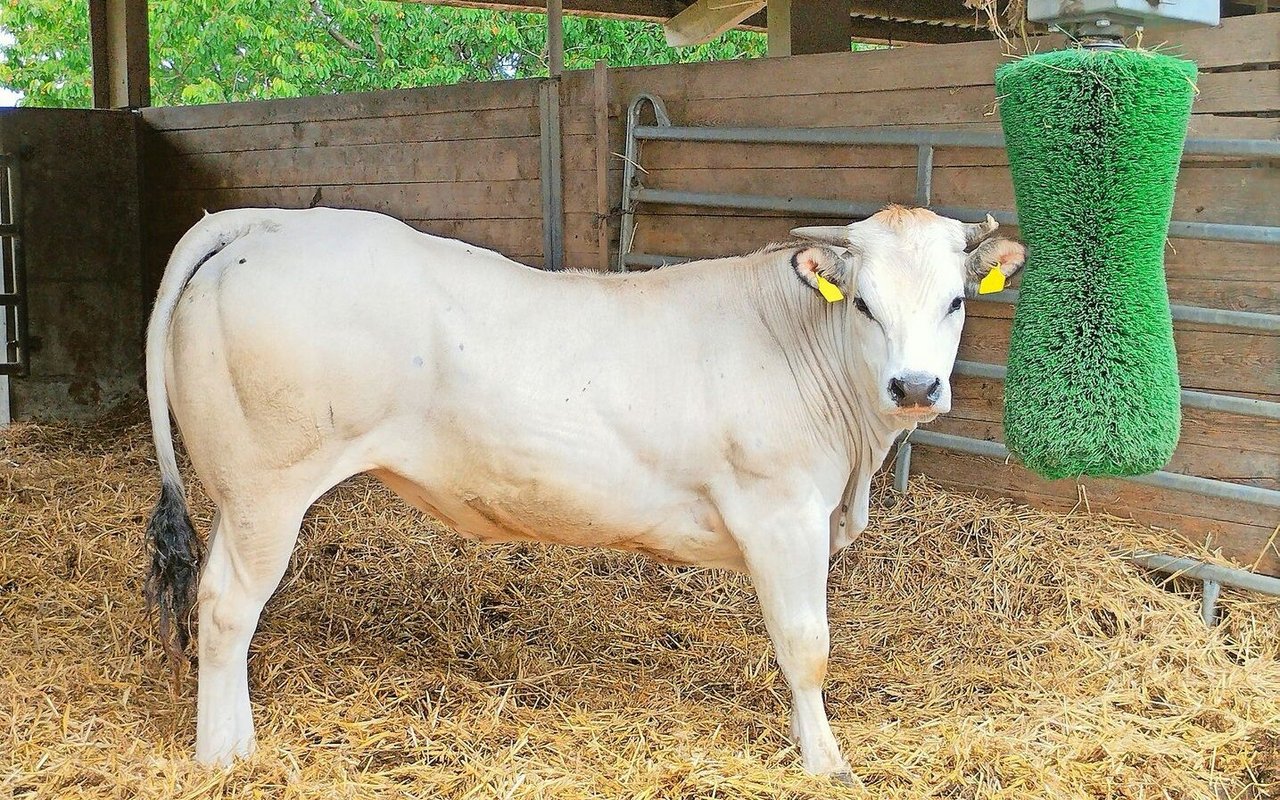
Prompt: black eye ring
<box><xmin>852</xmin><ymin>297</ymin><xmax>875</xmax><ymax>320</ymax></box>
<box><xmin>948</xmin><ymin>296</ymin><xmax>964</xmax><ymax>314</ymax></box>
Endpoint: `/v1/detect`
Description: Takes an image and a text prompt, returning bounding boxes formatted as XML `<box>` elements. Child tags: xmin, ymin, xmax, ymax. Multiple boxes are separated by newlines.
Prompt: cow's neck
<box><xmin>742</xmin><ymin>249</ymin><xmax>907</xmax><ymax>471</ymax></box>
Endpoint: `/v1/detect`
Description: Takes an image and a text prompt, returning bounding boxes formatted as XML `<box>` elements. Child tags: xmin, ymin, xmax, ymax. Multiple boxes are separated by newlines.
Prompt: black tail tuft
<box><xmin>144</xmin><ymin>481</ymin><xmax>203</xmax><ymax>680</ymax></box>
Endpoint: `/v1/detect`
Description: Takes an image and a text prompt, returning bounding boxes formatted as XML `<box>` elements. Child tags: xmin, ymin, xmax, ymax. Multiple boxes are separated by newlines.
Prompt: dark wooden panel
<box><xmin>151</xmin><ymin>180</ymin><xmax>543</xmax><ymax>221</ymax></box>
<box><xmin>573</xmin><ymin>13</ymin><xmax>1279</xmax><ymax>108</ymax></box>
<box><xmin>653</xmin><ymin>86</ymin><xmax>1001</xmax><ymax>129</ymax></box>
<box><xmin>147</xmin><ymin>137</ymin><xmax>542</xmax><ymax>189</ymax></box>
<box><xmin>156</xmin><ymin>106</ymin><xmax>541</xmax><ymax>154</ymax></box>
<box><xmin>1194</xmin><ymin>70</ymin><xmax>1280</xmax><ymax>115</ymax></box>
<box><xmin>938</xmin><ymin>375</ymin><xmax>1279</xmax><ymax>486</ymax></box>
<box><xmin>141</xmin><ymin>79</ymin><xmax>540</xmax><ymax>130</ymax></box>
<box><xmin>909</xmin><ymin>447</ymin><xmax>1279</xmax><ymax>575</ymax></box>
<box><xmin>957</xmin><ymin>315</ymin><xmax>1279</xmax><ymax>397</ymax></box>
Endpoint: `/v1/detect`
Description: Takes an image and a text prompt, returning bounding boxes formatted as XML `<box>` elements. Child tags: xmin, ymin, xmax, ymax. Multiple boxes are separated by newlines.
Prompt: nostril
<box><xmin>926</xmin><ymin>378</ymin><xmax>942</xmax><ymax>402</ymax></box>
<box><xmin>890</xmin><ymin>374</ymin><xmax>942</xmax><ymax>408</ymax></box>
<box><xmin>888</xmin><ymin>378</ymin><xmax>906</xmax><ymax>401</ymax></box>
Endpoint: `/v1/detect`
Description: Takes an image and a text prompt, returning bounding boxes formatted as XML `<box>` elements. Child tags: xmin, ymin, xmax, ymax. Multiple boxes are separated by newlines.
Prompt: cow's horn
<box><xmin>963</xmin><ymin>215</ymin><xmax>999</xmax><ymax>247</ymax></box>
<box><xmin>791</xmin><ymin>226</ymin><xmax>853</xmax><ymax>246</ymax></box>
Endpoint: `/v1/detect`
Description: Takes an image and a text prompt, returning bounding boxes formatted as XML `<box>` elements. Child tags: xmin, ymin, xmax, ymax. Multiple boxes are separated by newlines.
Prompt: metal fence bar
<box><xmin>976</xmin><ymin>290</ymin><xmax>1280</xmax><ymax>333</ymax></box>
<box><xmin>1129</xmin><ymin>552</ymin><xmax>1280</xmax><ymax>597</ymax></box>
<box><xmin>914</xmin><ymin>145</ymin><xmax>934</xmax><ymax>206</ymax></box>
<box><xmin>893</xmin><ymin>440</ymin><xmax>913</xmax><ymax>492</ymax></box>
<box><xmin>635</xmin><ymin>124</ymin><xmax>1005</xmax><ymax>148</ymax></box>
<box><xmin>633</xmin><ymin>124</ymin><xmax>1280</xmax><ymax>159</ymax></box>
<box><xmin>908</xmin><ymin>430</ymin><xmax>1280</xmax><ymax>508</ymax></box>
<box><xmin>632</xmin><ymin>187</ymin><xmax>1280</xmax><ymax>246</ymax></box>
<box><xmin>1200</xmin><ymin>578</ymin><xmax>1222</xmax><ymax>625</ymax></box>
<box><xmin>633</xmin><ymin>187</ymin><xmax>882</xmax><ymax>218</ymax></box>
<box><xmin>951</xmin><ymin>359</ymin><xmax>1280</xmax><ymax>421</ymax></box>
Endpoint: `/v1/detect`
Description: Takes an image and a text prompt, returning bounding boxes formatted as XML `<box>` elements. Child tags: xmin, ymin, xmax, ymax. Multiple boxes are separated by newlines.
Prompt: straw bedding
<box><xmin>3</xmin><ymin>404</ymin><xmax>1278</xmax><ymax>799</ymax></box>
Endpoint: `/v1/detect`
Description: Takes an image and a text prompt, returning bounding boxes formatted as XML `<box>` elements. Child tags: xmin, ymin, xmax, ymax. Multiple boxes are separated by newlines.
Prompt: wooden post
<box><xmin>539</xmin><ymin>79</ymin><xmax>564</xmax><ymax>271</ymax></box>
<box><xmin>548</xmin><ymin>0</ymin><xmax>564</xmax><ymax>77</ymax></box>
<box><xmin>768</xmin><ymin>0</ymin><xmax>851</xmax><ymax>56</ymax></box>
<box><xmin>89</xmin><ymin>0</ymin><xmax>150</xmax><ymax>108</ymax></box>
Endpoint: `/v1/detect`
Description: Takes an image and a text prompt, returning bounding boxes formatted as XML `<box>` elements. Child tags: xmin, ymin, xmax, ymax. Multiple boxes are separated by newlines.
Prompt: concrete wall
<box><xmin>0</xmin><ymin>108</ymin><xmax>144</xmax><ymax>419</ymax></box>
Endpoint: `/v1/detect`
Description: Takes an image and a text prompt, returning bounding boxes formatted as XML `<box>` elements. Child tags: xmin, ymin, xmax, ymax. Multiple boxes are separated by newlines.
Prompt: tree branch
<box><xmin>370</xmin><ymin>13</ymin><xmax>385</xmax><ymax>63</ymax></box>
<box><xmin>309</xmin><ymin>0</ymin><xmax>363</xmax><ymax>53</ymax></box>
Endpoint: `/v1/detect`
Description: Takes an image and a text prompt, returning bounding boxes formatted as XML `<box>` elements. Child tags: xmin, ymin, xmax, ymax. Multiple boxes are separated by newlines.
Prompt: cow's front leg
<box><xmin>732</xmin><ymin>500</ymin><xmax>852</xmax><ymax>779</ymax></box>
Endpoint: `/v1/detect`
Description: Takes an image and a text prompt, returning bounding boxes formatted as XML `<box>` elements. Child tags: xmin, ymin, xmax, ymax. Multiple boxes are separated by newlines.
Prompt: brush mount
<box><xmin>1027</xmin><ymin>0</ymin><xmax>1220</xmax><ymax>47</ymax></box>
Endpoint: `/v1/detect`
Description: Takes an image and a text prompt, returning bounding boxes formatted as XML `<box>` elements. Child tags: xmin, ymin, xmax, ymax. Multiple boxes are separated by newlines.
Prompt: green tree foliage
<box><xmin>0</xmin><ymin>0</ymin><xmax>767</xmax><ymax>107</ymax></box>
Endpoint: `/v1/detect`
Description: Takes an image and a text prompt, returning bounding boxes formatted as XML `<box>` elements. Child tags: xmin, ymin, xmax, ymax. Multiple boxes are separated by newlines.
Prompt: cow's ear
<box><xmin>964</xmin><ymin>238</ymin><xmax>1026</xmax><ymax>297</ymax></box>
<box><xmin>791</xmin><ymin>246</ymin><xmax>850</xmax><ymax>303</ymax></box>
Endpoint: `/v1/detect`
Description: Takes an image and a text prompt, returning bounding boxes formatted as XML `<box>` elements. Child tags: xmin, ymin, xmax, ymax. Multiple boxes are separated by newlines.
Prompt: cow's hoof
<box><xmin>831</xmin><ymin>770</ymin><xmax>863</xmax><ymax>788</ymax></box>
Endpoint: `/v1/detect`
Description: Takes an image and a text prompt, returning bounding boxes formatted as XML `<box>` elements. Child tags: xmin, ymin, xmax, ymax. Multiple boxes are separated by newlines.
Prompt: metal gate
<box><xmin>615</xmin><ymin>93</ymin><xmax>1280</xmax><ymax>614</ymax></box>
<box><xmin>0</xmin><ymin>153</ymin><xmax>26</xmax><ymax>424</ymax></box>
<box><xmin>0</xmin><ymin>153</ymin><xmax>27</xmax><ymax>377</ymax></box>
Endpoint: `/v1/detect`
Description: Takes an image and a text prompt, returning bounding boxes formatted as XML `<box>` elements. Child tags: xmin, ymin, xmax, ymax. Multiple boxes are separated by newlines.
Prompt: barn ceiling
<box><xmin>395</xmin><ymin>1</ymin><xmax>1279</xmax><ymax>45</ymax></box>
<box><xmin>395</xmin><ymin>1</ymin><xmax>1016</xmax><ymax>45</ymax></box>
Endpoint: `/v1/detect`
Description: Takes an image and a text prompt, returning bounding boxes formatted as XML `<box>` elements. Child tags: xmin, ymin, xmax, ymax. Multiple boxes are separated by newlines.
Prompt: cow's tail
<box><xmin>144</xmin><ymin>210</ymin><xmax>266</xmax><ymax>677</ymax></box>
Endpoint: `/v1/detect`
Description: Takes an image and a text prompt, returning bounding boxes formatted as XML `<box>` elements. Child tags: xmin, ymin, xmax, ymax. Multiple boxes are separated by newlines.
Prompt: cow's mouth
<box><xmin>887</xmin><ymin>405</ymin><xmax>945</xmax><ymax>422</ymax></box>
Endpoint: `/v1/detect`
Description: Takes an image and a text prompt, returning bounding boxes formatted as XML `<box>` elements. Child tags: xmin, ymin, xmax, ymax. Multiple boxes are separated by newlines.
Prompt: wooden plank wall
<box><xmin>138</xmin><ymin>79</ymin><xmax>549</xmax><ymax>295</ymax></box>
<box><xmin>560</xmin><ymin>13</ymin><xmax>1279</xmax><ymax>573</ymax></box>
<box><xmin>136</xmin><ymin>13</ymin><xmax>1276</xmax><ymax>573</ymax></box>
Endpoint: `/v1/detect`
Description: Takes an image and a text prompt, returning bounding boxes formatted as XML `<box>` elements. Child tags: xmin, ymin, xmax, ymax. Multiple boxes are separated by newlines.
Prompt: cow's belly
<box><xmin>371</xmin><ymin>464</ymin><xmax>746</xmax><ymax>572</ymax></box>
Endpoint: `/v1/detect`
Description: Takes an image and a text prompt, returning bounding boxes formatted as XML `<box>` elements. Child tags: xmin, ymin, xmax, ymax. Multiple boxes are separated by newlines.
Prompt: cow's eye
<box><xmin>853</xmin><ymin>297</ymin><xmax>875</xmax><ymax>320</ymax></box>
<box><xmin>948</xmin><ymin>296</ymin><xmax>964</xmax><ymax>315</ymax></box>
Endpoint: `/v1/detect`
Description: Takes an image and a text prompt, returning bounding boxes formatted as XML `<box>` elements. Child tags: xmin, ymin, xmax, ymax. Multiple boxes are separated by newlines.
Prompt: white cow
<box><xmin>144</xmin><ymin>204</ymin><xmax>1024</xmax><ymax>779</ymax></box>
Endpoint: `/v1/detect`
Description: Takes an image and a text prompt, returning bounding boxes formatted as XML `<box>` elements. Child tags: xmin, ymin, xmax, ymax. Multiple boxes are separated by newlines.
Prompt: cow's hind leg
<box><xmin>194</xmin><ymin>496</ymin><xmax>306</xmax><ymax>765</ymax></box>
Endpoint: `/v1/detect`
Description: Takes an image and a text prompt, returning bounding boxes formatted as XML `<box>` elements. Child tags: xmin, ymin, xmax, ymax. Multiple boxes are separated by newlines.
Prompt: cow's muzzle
<box><xmin>888</xmin><ymin>372</ymin><xmax>942</xmax><ymax>409</ymax></box>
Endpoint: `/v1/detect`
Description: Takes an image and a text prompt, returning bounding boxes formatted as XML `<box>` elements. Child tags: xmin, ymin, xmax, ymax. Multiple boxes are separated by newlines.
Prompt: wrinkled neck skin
<box><xmin>745</xmin><ymin>249</ymin><xmax>920</xmax><ymax>497</ymax></box>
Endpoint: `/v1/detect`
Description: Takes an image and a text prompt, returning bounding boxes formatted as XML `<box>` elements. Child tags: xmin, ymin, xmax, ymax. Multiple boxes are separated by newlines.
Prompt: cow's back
<box><xmin>160</xmin><ymin>207</ymin><xmax>809</xmax><ymax>568</ymax></box>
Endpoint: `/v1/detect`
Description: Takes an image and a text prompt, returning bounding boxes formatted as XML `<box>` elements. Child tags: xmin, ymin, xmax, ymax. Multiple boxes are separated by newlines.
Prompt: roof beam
<box><xmin>847</xmin><ymin>15</ymin><xmax>994</xmax><ymax>44</ymax></box>
<box><xmin>664</xmin><ymin>0</ymin><xmax>766</xmax><ymax>46</ymax></box>
<box><xmin>394</xmin><ymin>1</ymin><xmax>1000</xmax><ymax>43</ymax></box>
<box><xmin>849</xmin><ymin>1</ymin><xmax>985</xmax><ymax>25</ymax></box>
<box><xmin>768</xmin><ymin>0</ymin><xmax>852</xmax><ymax>56</ymax></box>
<box><xmin>395</xmin><ymin>0</ymin><xmax>689</xmax><ymax>25</ymax></box>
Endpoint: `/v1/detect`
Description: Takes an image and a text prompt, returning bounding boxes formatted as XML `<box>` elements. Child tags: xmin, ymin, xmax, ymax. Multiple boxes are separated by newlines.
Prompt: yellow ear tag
<box><xmin>978</xmin><ymin>266</ymin><xmax>1006</xmax><ymax>295</ymax></box>
<box><xmin>815</xmin><ymin>275</ymin><xmax>845</xmax><ymax>303</ymax></box>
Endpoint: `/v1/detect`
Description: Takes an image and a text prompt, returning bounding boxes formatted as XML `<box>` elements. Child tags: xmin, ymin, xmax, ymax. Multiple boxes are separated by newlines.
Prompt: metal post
<box><xmin>1200</xmin><ymin>579</ymin><xmax>1221</xmax><ymax>626</ymax></box>
<box><xmin>914</xmin><ymin>145</ymin><xmax>934</xmax><ymax>207</ymax></box>
<box><xmin>894</xmin><ymin>439</ymin><xmax>913</xmax><ymax>492</ymax></box>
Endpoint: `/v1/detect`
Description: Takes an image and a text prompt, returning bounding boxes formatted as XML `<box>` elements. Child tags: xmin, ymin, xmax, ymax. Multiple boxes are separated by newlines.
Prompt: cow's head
<box><xmin>791</xmin><ymin>206</ymin><xmax>1025</xmax><ymax>422</ymax></box>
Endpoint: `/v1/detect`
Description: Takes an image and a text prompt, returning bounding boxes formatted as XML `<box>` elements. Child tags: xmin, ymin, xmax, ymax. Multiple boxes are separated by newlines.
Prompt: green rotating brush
<box><xmin>995</xmin><ymin>27</ymin><xmax>1199</xmax><ymax>479</ymax></box>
